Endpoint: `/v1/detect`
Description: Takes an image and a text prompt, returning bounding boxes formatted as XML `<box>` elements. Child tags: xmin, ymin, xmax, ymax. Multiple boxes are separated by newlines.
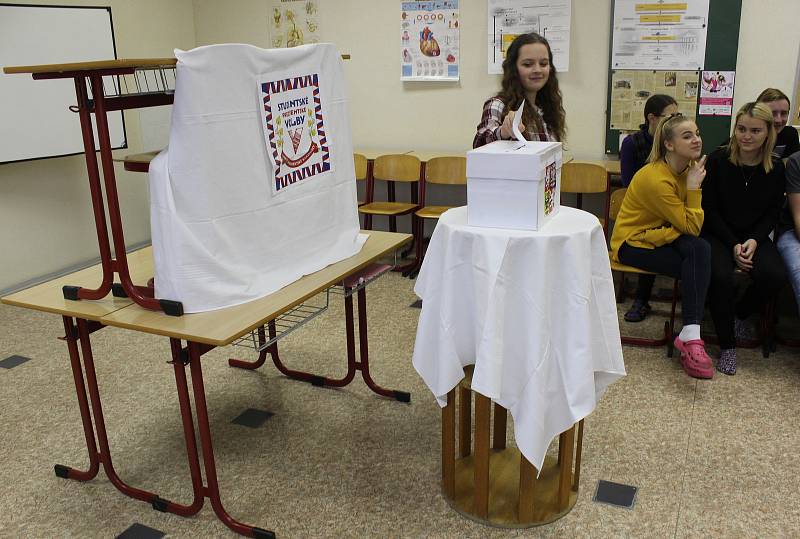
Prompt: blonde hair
<box><xmin>727</xmin><ymin>102</ymin><xmax>776</xmax><ymax>173</ymax></box>
<box><xmin>647</xmin><ymin>113</ymin><xmax>694</xmax><ymax>164</ymax></box>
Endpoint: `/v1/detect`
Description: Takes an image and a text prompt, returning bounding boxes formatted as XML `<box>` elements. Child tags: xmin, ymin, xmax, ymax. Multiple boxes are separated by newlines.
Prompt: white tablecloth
<box><xmin>412</xmin><ymin>206</ymin><xmax>625</xmax><ymax>471</ymax></box>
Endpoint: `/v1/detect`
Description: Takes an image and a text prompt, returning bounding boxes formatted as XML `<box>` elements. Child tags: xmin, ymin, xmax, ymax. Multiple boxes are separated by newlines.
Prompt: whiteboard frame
<box><xmin>0</xmin><ymin>3</ymin><xmax>127</xmax><ymax>165</ymax></box>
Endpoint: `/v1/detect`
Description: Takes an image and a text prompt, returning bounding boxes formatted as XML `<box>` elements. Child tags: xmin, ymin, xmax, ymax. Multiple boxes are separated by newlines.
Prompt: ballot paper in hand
<box><xmin>511</xmin><ymin>102</ymin><xmax>526</xmax><ymax>142</ymax></box>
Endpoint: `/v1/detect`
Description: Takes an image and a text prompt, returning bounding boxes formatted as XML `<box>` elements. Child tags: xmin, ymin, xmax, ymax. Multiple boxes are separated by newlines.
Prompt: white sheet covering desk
<box><xmin>412</xmin><ymin>206</ymin><xmax>625</xmax><ymax>471</ymax></box>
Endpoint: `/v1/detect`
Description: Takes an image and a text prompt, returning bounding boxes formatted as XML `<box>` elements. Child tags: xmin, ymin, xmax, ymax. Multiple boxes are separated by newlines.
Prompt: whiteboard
<box><xmin>0</xmin><ymin>4</ymin><xmax>126</xmax><ymax>164</ymax></box>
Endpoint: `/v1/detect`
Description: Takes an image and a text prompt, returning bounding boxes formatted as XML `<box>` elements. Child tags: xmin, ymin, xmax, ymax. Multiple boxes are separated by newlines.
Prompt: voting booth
<box><xmin>466</xmin><ymin>140</ymin><xmax>562</xmax><ymax>231</ymax></box>
<box><xmin>149</xmin><ymin>43</ymin><xmax>365</xmax><ymax>313</ymax></box>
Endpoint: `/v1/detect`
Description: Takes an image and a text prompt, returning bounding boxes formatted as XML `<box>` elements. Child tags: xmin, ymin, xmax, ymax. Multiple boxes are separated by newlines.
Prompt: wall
<box><xmin>192</xmin><ymin>0</ymin><xmax>613</xmax><ymax>159</ymax></box>
<box><xmin>734</xmin><ymin>0</ymin><xmax>800</xmax><ymax>122</ymax></box>
<box><xmin>0</xmin><ymin>0</ymin><xmax>196</xmax><ymax>293</ymax></box>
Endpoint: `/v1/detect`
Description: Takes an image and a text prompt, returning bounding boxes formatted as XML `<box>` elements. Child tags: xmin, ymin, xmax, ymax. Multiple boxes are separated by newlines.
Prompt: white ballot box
<box><xmin>466</xmin><ymin>140</ymin><xmax>562</xmax><ymax>231</ymax></box>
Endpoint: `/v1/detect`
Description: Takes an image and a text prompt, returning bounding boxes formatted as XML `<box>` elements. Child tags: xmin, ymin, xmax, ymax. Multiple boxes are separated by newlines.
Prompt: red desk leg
<box><xmin>185</xmin><ymin>342</ymin><xmax>277</xmax><ymax>539</ymax></box>
<box><xmin>228</xmin><ymin>273</ymin><xmax>410</xmax><ymax>402</ymax></box>
<box><xmin>60</xmin><ymin>75</ymin><xmax>183</xmax><ymax>316</ymax></box>
<box><xmin>56</xmin><ymin>316</ymin><xmax>101</xmax><ymax>482</ymax></box>
<box><xmin>55</xmin><ymin>317</ymin><xmax>203</xmax><ymax>517</ymax></box>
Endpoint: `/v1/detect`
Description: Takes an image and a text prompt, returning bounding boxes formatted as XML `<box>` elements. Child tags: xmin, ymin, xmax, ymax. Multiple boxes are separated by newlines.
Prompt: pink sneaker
<box><xmin>673</xmin><ymin>336</ymin><xmax>714</xmax><ymax>379</ymax></box>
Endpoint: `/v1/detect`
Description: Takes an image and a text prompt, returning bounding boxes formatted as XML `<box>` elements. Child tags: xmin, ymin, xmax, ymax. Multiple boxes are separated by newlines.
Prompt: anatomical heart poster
<box><xmin>268</xmin><ymin>0</ymin><xmax>320</xmax><ymax>48</ymax></box>
<box><xmin>401</xmin><ymin>1</ymin><xmax>459</xmax><ymax>82</ymax></box>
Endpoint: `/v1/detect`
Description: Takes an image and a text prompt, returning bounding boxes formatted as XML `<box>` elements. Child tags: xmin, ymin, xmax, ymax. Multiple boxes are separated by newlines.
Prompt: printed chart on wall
<box><xmin>611</xmin><ymin>0</ymin><xmax>709</xmax><ymax>70</ymax></box>
<box><xmin>698</xmin><ymin>70</ymin><xmax>734</xmax><ymax>116</ymax></box>
<box><xmin>268</xmin><ymin>0</ymin><xmax>320</xmax><ymax>48</ymax></box>
<box><xmin>487</xmin><ymin>0</ymin><xmax>571</xmax><ymax>74</ymax></box>
<box><xmin>610</xmin><ymin>70</ymin><xmax>698</xmax><ymax>131</ymax></box>
<box><xmin>401</xmin><ymin>1</ymin><xmax>459</xmax><ymax>81</ymax></box>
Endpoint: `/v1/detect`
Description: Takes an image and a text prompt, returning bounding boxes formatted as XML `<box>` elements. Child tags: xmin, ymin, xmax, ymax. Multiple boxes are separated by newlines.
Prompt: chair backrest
<box><xmin>609</xmin><ymin>187</ymin><xmax>627</xmax><ymax>220</ymax></box>
<box><xmin>560</xmin><ymin>162</ymin><xmax>607</xmax><ymax>194</ymax></box>
<box><xmin>373</xmin><ymin>154</ymin><xmax>421</xmax><ymax>182</ymax></box>
<box><xmin>353</xmin><ymin>153</ymin><xmax>368</xmax><ymax>181</ymax></box>
<box><xmin>425</xmin><ymin>156</ymin><xmax>467</xmax><ymax>185</ymax></box>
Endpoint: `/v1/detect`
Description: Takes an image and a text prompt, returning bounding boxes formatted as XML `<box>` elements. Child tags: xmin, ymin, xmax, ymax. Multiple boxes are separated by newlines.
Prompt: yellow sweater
<box><xmin>610</xmin><ymin>159</ymin><xmax>704</xmax><ymax>262</ymax></box>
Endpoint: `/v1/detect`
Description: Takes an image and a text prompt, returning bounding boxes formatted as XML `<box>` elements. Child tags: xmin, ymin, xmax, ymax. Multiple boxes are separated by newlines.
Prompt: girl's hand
<box><xmin>740</xmin><ymin>238</ymin><xmax>757</xmax><ymax>260</ymax></box>
<box><xmin>733</xmin><ymin>243</ymin><xmax>754</xmax><ymax>271</ymax></box>
<box><xmin>686</xmin><ymin>155</ymin><xmax>707</xmax><ymax>190</ymax></box>
<box><xmin>500</xmin><ymin>110</ymin><xmax>523</xmax><ymax>140</ymax></box>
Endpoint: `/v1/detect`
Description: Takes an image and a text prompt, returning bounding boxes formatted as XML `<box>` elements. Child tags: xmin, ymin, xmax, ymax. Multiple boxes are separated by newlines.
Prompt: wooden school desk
<box><xmin>1</xmin><ymin>230</ymin><xmax>411</xmax><ymax>539</ymax></box>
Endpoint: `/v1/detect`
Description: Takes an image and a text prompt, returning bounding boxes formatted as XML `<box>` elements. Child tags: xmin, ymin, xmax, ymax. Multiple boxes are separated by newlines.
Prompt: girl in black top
<box><xmin>702</xmin><ymin>102</ymin><xmax>787</xmax><ymax>375</ymax></box>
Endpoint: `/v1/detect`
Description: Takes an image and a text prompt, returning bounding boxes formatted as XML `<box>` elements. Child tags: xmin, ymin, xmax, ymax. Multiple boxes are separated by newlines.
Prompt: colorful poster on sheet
<box><xmin>610</xmin><ymin>70</ymin><xmax>698</xmax><ymax>131</ymax></box>
<box><xmin>611</xmin><ymin>0</ymin><xmax>709</xmax><ymax>70</ymax></box>
<box><xmin>698</xmin><ymin>70</ymin><xmax>735</xmax><ymax>116</ymax></box>
<box><xmin>260</xmin><ymin>73</ymin><xmax>331</xmax><ymax>194</ymax></box>
<box><xmin>268</xmin><ymin>0</ymin><xmax>320</xmax><ymax>48</ymax></box>
<box><xmin>487</xmin><ymin>0</ymin><xmax>571</xmax><ymax>74</ymax></box>
<box><xmin>401</xmin><ymin>1</ymin><xmax>460</xmax><ymax>81</ymax></box>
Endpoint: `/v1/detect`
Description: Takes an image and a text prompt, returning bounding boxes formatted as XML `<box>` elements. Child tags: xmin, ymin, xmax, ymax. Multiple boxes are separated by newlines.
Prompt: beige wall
<box><xmin>0</xmin><ymin>0</ymin><xmax>196</xmax><ymax>293</ymax></box>
<box><xmin>2</xmin><ymin>0</ymin><xmax>799</xmax><ymax>291</ymax></box>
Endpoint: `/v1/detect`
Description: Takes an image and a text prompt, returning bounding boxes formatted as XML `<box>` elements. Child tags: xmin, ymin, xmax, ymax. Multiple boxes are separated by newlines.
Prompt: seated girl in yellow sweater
<box><xmin>610</xmin><ymin>114</ymin><xmax>713</xmax><ymax>379</ymax></box>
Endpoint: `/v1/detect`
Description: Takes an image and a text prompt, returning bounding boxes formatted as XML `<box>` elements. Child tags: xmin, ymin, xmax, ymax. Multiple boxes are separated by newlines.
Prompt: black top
<box><xmin>774</xmin><ymin>126</ymin><xmax>800</xmax><ymax>159</ymax></box>
<box><xmin>619</xmin><ymin>127</ymin><xmax>653</xmax><ymax>187</ymax></box>
<box><xmin>701</xmin><ymin>147</ymin><xmax>786</xmax><ymax>249</ymax></box>
<box><xmin>779</xmin><ymin>151</ymin><xmax>800</xmax><ymax>233</ymax></box>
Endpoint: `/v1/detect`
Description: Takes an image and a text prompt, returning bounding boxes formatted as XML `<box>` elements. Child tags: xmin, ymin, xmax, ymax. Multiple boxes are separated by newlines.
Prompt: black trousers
<box><xmin>618</xmin><ymin>235</ymin><xmax>711</xmax><ymax>326</ymax></box>
<box><xmin>706</xmin><ymin>235</ymin><xmax>788</xmax><ymax>349</ymax></box>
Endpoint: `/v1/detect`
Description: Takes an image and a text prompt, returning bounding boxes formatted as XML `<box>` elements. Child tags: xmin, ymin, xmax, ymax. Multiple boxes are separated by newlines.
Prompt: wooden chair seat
<box><xmin>415</xmin><ymin>205</ymin><xmax>453</xmax><ymax>219</ymax></box>
<box><xmin>609</xmin><ymin>257</ymin><xmax>656</xmax><ymax>276</ymax></box>
<box><xmin>358</xmin><ymin>201</ymin><xmax>418</xmax><ymax>216</ymax></box>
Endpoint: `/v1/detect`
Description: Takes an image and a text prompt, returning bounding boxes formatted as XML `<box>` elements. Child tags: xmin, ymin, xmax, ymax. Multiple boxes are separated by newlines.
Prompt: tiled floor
<box><xmin>1</xmin><ymin>272</ymin><xmax>798</xmax><ymax>538</ymax></box>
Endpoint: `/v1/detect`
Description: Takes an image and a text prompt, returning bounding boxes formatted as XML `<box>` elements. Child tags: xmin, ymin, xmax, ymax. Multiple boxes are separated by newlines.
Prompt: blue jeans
<box><xmin>777</xmin><ymin>229</ymin><xmax>800</xmax><ymax>311</ymax></box>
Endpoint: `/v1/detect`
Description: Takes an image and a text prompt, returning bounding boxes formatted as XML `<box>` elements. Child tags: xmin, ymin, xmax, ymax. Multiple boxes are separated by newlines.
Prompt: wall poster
<box><xmin>610</xmin><ymin>69</ymin><xmax>699</xmax><ymax>131</ymax></box>
<box><xmin>268</xmin><ymin>0</ymin><xmax>320</xmax><ymax>48</ymax></box>
<box><xmin>487</xmin><ymin>0</ymin><xmax>571</xmax><ymax>74</ymax></box>
<box><xmin>698</xmin><ymin>70</ymin><xmax>735</xmax><ymax>116</ymax></box>
<box><xmin>401</xmin><ymin>1</ymin><xmax>460</xmax><ymax>81</ymax></box>
<box><xmin>611</xmin><ymin>0</ymin><xmax>710</xmax><ymax>70</ymax></box>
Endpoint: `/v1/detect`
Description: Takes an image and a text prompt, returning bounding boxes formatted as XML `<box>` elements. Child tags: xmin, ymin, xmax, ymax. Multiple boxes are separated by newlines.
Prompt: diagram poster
<box><xmin>611</xmin><ymin>0</ymin><xmax>709</xmax><ymax>70</ymax></box>
<box><xmin>610</xmin><ymin>70</ymin><xmax>699</xmax><ymax>131</ymax></box>
<box><xmin>487</xmin><ymin>0</ymin><xmax>571</xmax><ymax>75</ymax></box>
<box><xmin>268</xmin><ymin>0</ymin><xmax>320</xmax><ymax>49</ymax></box>
<box><xmin>698</xmin><ymin>70</ymin><xmax>735</xmax><ymax>116</ymax></box>
<box><xmin>401</xmin><ymin>1</ymin><xmax>459</xmax><ymax>81</ymax></box>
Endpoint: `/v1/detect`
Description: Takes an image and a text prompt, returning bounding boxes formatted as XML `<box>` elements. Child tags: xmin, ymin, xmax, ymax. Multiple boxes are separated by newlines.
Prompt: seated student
<box><xmin>702</xmin><ymin>102</ymin><xmax>787</xmax><ymax>375</ymax></box>
<box><xmin>619</xmin><ymin>94</ymin><xmax>679</xmax><ymax>323</ymax></box>
<box><xmin>776</xmin><ymin>151</ymin><xmax>800</xmax><ymax>316</ymax></box>
<box><xmin>610</xmin><ymin>114</ymin><xmax>713</xmax><ymax>379</ymax></box>
<box><xmin>757</xmin><ymin>88</ymin><xmax>800</xmax><ymax>159</ymax></box>
<box><xmin>473</xmin><ymin>32</ymin><xmax>565</xmax><ymax>147</ymax></box>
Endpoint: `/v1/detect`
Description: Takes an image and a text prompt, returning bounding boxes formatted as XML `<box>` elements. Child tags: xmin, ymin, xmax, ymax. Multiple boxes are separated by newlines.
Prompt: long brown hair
<box><xmin>497</xmin><ymin>33</ymin><xmax>566</xmax><ymax>142</ymax></box>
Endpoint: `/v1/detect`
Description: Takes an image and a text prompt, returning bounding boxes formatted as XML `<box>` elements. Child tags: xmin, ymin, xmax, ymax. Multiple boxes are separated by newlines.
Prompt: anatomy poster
<box><xmin>698</xmin><ymin>70</ymin><xmax>735</xmax><ymax>116</ymax></box>
<box><xmin>401</xmin><ymin>1</ymin><xmax>460</xmax><ymax>81</ymax></box>
<box><xmin>610</xmin><ymin>70</ymin><xmax>698</xmax><ymax>131</ymax></box>
<box><xmin>487</xmin><ymin>0</ymin><xmax>571</xmax><ymax>74</ymax></box>
<box><xmin>611</xmin><ymin>0</ymin><xmax>709</xmax><ymax>70</ymax></box>
<box><xmin>268</xmin><ymin>0</ymin><xmax>320</xmax><ymax>49</ymax></box>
